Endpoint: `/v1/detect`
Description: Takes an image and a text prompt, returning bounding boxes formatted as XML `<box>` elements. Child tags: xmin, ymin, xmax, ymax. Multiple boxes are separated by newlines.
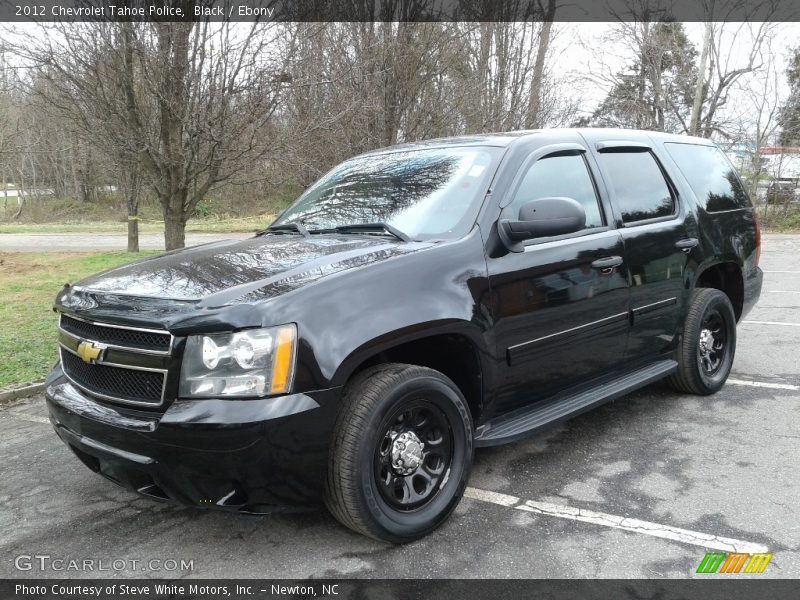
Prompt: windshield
<box><xmin>273</xmin><ymin>146</ymin><xmax>501</xmax><ymax>240</ymax></box>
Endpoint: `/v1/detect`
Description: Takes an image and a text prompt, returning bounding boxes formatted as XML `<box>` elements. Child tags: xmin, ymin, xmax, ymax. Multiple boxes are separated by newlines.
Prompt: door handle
<box><xmin>675</xmin><ymin>238</ymin><xmax>699</xmax><ymax>253</ymax></box>
<box><xmin>591</xmin><ymin>256</ymin><xmax>623</xmax><ymax>274</ymax></box>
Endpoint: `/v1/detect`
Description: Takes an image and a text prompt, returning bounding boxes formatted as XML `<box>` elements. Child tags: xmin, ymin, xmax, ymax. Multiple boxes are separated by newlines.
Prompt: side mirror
<box><xmin>498</xmin><ymin>197</ymin><xmax>586</xmax><ymax>252</ymax></box>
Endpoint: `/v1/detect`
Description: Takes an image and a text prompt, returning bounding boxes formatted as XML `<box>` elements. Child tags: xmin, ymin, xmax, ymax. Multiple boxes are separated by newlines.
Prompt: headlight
<box><xmin>179</xmin><ymin>324</ymin><xmax>297</xmax><ymax>398</ymax></box>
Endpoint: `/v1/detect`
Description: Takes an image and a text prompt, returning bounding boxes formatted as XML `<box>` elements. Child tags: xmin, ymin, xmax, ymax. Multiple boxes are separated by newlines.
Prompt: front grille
<box><xmin>61</xmin><ymin>349</ymin><xmax>165</xmax><ymax>406</ymax></box>
<box><xmin>60</xmin><ymin>314</ymin><xmax>171</xmax><ymax>353</ymax></box>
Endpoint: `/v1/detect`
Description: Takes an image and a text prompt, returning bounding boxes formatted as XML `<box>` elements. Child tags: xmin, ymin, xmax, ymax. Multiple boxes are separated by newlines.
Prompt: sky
<box><xmin>552</xmin><ymin>22</ymin><xmax>799</xmax><ymax>125</ymax></box>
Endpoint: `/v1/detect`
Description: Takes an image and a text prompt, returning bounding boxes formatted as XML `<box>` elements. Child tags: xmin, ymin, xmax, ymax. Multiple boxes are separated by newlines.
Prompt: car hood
<box><xmin>70</xmin><ymin>234</ymin><xmax>428</xmax><ymax>306</ymax></box>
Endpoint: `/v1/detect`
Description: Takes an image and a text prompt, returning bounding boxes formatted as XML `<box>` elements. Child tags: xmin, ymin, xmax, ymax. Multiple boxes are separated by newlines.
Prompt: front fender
<box><xmin>258</xmin><ymin>231</ymin><xmax>493</xmax><ymax>393</ymax></box>
<box><xmin>330</xmin><ymin>318</ymin><xmax>491</xmax><ymax>388</ymax></box>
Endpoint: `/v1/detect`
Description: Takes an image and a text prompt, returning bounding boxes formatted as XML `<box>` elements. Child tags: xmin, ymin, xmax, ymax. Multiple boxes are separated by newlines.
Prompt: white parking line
<box><xmin>0</xmin><ymin>400</ymin><xmax>780</xmax><ymax>554</ymax></box>
<box><xmin>728</xmin><ymin>378</ymin><xmax>800</xmax><ymax>391</ymax></box>
<box><xmin>766</xmin><ymin>290</ymin><xmax>800</xmax><ymax>294</ymax></box>
<box><xmin>763</xmin><ymin>271</ymin><xmax>800</xmax><ymax>274</ymax></box>
<box><xmin>464</xmin><ymin>488</ymin><xmax>768</xmax><ymax>554</ymax></box>
<box><xmin>742</xmin><ymin>320</ymin><xmax>800</xmax><ymax>327</ymax></box>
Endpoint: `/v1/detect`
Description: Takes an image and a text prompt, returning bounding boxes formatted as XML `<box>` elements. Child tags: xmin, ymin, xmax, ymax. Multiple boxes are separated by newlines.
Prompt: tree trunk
<box><xmin>164</xmin><ymin>210</ymin><xmax>186</xmax><ymax>250</ymax></box>
<box><xmin>70</xmin><ymin>137</ymin><xmax>80</xmax><ymax>199</ymax></box>
<box><xmin>127</xmin><ymin>217</ymin><xmax>139</xmax><ymax>253</ymax></box>
<box><xmin>12</xmin><ymin>174</ymin><xmax>25</xmax><ymax>219</ymax></box>
<box><xmin>637</xmin><ymin>23</ymin><xmax>650</xmax><ymax>129</ymax></box>
<box><xmin>12</xmin><ymin>198</ymin><xmax>24</xmax><ymax>220</ymax></box>
<box><xmin>690</xmin><ymin>21</ymin><xmax>713</xmax><ymax>136</ymax></box>
<box><xmin>126</xmin><ymin>178</ymin><xmax>140</xmax><ymax>253</ymax></box>
<box><xmin>652</xmin><ymin>52</ymin><xmax>665</xmax><ymax>131</ymax></box>
<box><xmin>156</xmin><ymin>22</ymin><xmax>192</xmax><ymax>252</ymax></box>
<box><xmin>123</xmin><ymin>162</ymin><xmax>141</xmax><ymax>252</ymax></box>
<box><xmin>163</xmin><ymin>190</ymin><xmax>188</xmax><ymax>250</ymax></box>
<box><xmin>526</xmin><ymin>0</ymin><xmax>556</xmax><ymax>128</ymax></box>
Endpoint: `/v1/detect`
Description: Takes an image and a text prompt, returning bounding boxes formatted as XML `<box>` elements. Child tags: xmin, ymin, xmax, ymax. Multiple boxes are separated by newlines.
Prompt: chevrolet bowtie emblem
<box><xmin>76</xmin><ymin>341</ymin><xmax>105</xmax><ymax>364</ymax></box>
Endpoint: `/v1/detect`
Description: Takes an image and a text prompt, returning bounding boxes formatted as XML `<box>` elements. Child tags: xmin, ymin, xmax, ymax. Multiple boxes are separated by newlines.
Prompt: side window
<box><xmin>664</xmin><ymin>143</ymin><xmax>751</xmax><ymax>211</ymax></box>
<box><xmin>598</xmin><ymin>150</ymin><xmax>675</xmax><ymax>224</ymax></box>
<box><xmin>508</xmin><ymin>153</ymin><xmax>604</xmax><ymax>229</ymax></box>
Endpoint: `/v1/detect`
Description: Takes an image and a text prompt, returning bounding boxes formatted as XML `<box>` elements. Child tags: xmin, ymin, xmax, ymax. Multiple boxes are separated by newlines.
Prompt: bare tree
<box><xmin>588</xmin><ymin>21</ymin><xmax>697</xmax><ymax>132</ymax></box>
<box><xmin>454</xmin><ymin>4</ymin><xmax>563</xmax><ymax>133</ymax></box>
<box><xmin>693</xmin><ymin>20</ymin><xmax>778</xmax><ymax>138</ymax></box>
<box><xmin>280</xmin><ymin>10</ymin><xmax>568</xmax><ymax>186</ymax></box>
<box><xmin>21</xmin><ymin>20</ymin><xmax>294</xmax><ymax>250</ymax></box>
<box><xmin>280</xmin><ymin>22</ymin><xmax>468</xmax><ymax>184</ymax></box>
<box><xmin>725</xmin><ymin>41</ymin><xmax>783</xmax><ymax>205</ymax></box>
<box><xmin>460</xmin><ymin>22</ymin><xmax>533</xmax><ymax>131</ymax></box>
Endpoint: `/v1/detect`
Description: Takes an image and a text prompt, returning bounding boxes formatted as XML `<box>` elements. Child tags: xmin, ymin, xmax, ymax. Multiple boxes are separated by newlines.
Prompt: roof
<box><xmin>360</xmin><ymin>128</ymin><xmax>714</xmax><ymax>156</ymax></box>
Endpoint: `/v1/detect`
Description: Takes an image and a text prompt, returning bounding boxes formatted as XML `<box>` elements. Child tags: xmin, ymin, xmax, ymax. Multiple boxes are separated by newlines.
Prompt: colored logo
<box><xmin>77</xmin><ymin>341</ymin><xmax>105</xmax><ymax>364</ymax></box>
<box><xmin>696</xmin><ymin>552</ymin><xmax>772</xmax><ymax>574</ymax></box>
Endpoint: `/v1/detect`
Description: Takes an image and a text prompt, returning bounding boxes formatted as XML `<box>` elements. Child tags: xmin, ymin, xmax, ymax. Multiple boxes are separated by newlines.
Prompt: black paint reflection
<box><xmin>663</xmin><ymin>143</ymin><xmax>751</xmax><ymax>212</ymax></box>
<box><xmin>275</xmin><ymin>147</ymin><xmax>499</xmax><ymax>239</ymax></box>
<box><xmin>598</xmin><ymin>151</ymin><xmax>675</xmax><ymax>223</ymax></box>
<box><xmin>704</xmin><ymin>170</ymin><xmax>749</xmax><ymax>212</ymax></box>
<box><xmin>75</xmin><ymin>236</ymin><xmax>401</xmax><ymax>301</ymax></box>
<box><xmin>620</xmin><ymin>196</ymin><xmax>674</xmax><ymax>223</ymax></box>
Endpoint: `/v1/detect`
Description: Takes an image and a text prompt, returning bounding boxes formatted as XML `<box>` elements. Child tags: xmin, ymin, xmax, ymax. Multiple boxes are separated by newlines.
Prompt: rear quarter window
<box><xmin>664</xmin><ymin>143</ymin><xmax>751</xmax><ymax>211</ymax></box>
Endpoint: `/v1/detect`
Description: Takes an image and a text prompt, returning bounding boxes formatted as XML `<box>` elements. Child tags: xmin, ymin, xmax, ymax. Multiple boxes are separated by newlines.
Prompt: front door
<box><xmin>487</xmin><ymin>145</ymin><xmax>630</xmax><ymax>415</ymax></box>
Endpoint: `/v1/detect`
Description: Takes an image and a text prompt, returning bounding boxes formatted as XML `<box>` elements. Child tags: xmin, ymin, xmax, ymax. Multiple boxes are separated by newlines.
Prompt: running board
<box><xmin>474</xmin><ymin>359</ymin><xmax>677</xmax><ymax>447</ymax></box>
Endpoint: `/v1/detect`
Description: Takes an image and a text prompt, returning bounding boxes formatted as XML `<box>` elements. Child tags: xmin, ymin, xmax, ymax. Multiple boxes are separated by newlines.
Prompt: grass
<box><xmin>760</xmin><ymin>210</ymin><xmax>800</xmax><ymax>232</ymax></box>
<box><xmin>0</xmin><ymin>251</ymin><xmax>160</xmax><ymax>389</ymax></box>
<box><xmin>1</xmin><ymin>187</ymin><xmax>297</xmax><ymax>233</ymax></box>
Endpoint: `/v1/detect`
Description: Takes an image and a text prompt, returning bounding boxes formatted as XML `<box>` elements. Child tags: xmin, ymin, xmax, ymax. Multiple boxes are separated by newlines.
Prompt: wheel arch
<box><xmin>693</xmin><ymin>260</ymin><xmax>744</xmax><ymax>321</ymax></box>
<box><xmin>332</xmin><ymin>323</ymin><xmax>488</xmax><ymax>424</ymax></box>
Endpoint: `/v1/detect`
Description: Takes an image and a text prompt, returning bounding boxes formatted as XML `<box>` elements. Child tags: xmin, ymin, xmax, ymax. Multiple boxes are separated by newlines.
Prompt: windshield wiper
<box><xmin>259</xmin><ymin>222</ymin><xmax>311</xmax><ymax>238</ymax></box>
<box><xmin>328</xmin><ymin>222</ymin><xmax>411</xmax><ymax>242</ymax></box>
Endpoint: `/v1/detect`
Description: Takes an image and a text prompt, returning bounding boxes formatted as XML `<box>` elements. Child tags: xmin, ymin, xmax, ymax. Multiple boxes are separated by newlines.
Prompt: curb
<box><xmin>0</xmin><ymin>382</ymin><xmax>46</xmax><ymax>405</ymax></box>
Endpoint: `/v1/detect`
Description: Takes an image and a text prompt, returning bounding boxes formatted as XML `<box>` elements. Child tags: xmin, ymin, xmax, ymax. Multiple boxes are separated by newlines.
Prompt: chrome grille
<box><xmin>58</xmin><ymin>313</ymin><xmax>172</xmax><ymax>408</ymax></box>
<box><xmin>59</xmin><ymin>314</ymin><xmax>172</xmax><ymax>354</ymax></box>
<box><xmin>60</xmin><ymin>348</ymin><xmax>165</xmax><ymax>405</ymax></box>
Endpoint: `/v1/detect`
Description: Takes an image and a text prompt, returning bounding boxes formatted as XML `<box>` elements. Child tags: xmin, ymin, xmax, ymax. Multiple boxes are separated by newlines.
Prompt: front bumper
<box><xmin>45</xmin><ymin>366</ymin><xmax>341</xmax><ymax>512</ymax></box>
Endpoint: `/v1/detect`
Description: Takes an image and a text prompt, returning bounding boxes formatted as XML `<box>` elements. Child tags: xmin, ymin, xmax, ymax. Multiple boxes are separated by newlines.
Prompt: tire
<box><xmin>669</xmin><ymin>288</ymin><xmax>737</xmax><ymax>395</ymax></box>
<box><xmin>324</xmin><ymin>363</ymin><xmax>473</xmax><ymax>543</ymax></box>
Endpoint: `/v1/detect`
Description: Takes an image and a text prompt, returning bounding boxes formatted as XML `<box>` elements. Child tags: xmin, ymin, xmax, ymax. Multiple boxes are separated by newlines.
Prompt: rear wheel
<box><xmin>669</xmin><ymin>288</ymin><xmax>736</xmax><ymax>395</ymax></box>
<box><xmin>324</xmin><ymin>364</ymin><xmax>473</xmax><ymax>543</ymax></box>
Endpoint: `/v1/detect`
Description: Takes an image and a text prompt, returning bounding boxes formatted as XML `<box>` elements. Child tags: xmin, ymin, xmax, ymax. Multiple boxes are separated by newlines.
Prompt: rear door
<box><xmin>585</xmin><ymin>136</ymin><xmax>694</xmax><ymax>361</ymax></box>
<box><xmin>487</xmin><ymin>140</ymin><xmax>630</xmax><ymax>414</ymax></box>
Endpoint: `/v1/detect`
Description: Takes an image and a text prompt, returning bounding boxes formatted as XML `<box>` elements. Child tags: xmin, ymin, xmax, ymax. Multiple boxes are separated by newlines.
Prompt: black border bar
<box><xmin>1</xmin><ymin>0</ymin><xmax>799</xmax><ymax>22</ymax></box>
<box><xmin>3</xmin><ymin>579</ymin><xmax>799</xmax><ymax>600</ymax></box>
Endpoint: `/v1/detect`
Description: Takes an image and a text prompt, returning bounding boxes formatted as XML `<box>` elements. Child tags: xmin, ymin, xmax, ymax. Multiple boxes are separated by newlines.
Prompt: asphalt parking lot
<box><xmin>1</xmin><ymin>233</ymin><xmax>799</xmax><ymax>579</ymax></box>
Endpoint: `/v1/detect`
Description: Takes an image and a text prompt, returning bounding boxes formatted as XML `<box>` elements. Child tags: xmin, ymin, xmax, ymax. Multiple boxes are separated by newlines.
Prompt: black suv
<box><xmin>46</xmin><ymin>129</ymin><xmax>762</xmax><ymax>542</ymax></box>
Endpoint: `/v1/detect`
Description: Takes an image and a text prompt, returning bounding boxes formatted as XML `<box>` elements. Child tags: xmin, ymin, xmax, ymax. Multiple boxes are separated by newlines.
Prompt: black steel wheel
<box><xmin>325</xmin><ymin>363</ymin><xmax>473</xmax><ymax>543</ymax></box>
<box><xmin>373</xmin><ymin>400</ymin><xmax>453</xmax><ymax>511</ymax></box>
<box><xmin>697</xmin><ymin>308</ymin><xmax>728</xmax><ymax>375</ymax></box>
<box><xmin>669</xmin><ymin>288</ymin><xmax>736</xmax><ymax>395</ymax></box>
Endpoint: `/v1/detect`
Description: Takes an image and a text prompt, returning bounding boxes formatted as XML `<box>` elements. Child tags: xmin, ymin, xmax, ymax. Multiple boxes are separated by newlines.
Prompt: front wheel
<box><xmin>669</xmin><ymin>288</ymin><xmax>737</xmax><ymax>395</ymax></box>
<box><xmin>324</xmin><ymin>364</ymin><xmax>473</xmax><ymax>543</ymax></box>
